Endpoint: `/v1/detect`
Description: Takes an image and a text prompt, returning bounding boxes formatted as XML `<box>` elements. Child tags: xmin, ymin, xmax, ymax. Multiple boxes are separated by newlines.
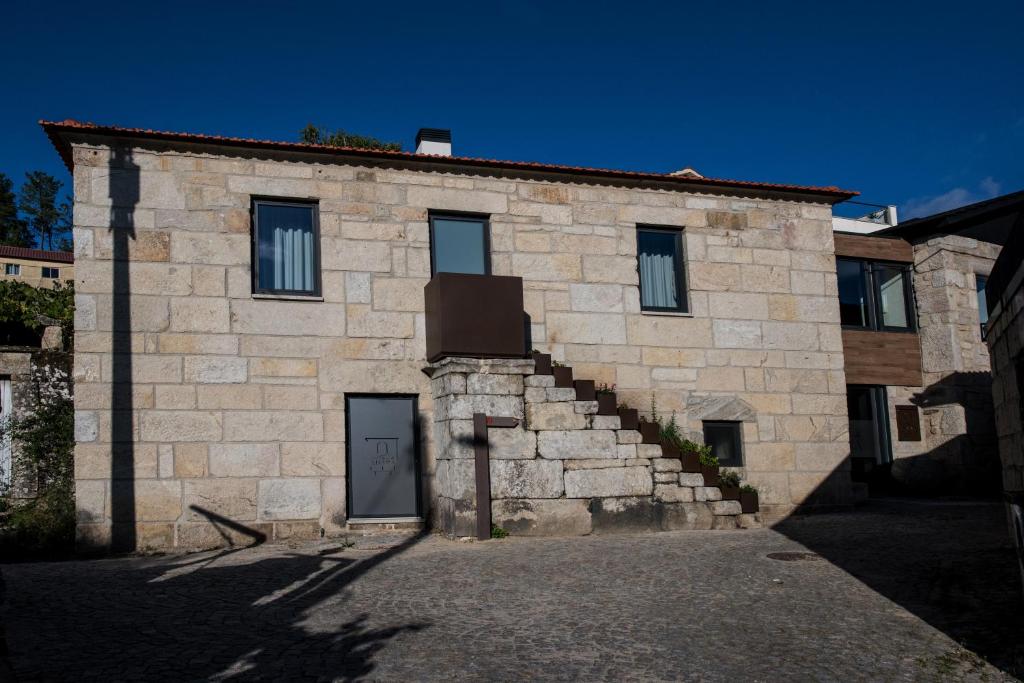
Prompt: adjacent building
<box><xmin>831</xmin><ymin>192</ymin><xmax>1022</xmax><ymax>496</ymax></box>
<box><xmin>981</xmin><ymin>206</ymin><xmax>1024</xmax><ymax>592</ymax></box>
<box><xmin>0</xmin><ymin>245</ymin><xmax>74</xmax><ymax>289</ymax></box>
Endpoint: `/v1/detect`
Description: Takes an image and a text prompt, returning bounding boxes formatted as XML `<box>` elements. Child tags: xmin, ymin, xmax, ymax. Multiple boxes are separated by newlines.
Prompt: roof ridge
<box><xmin>40</xmin><ymin>119</ymin><xmax>858</xmax><ymax>201</ymax></box>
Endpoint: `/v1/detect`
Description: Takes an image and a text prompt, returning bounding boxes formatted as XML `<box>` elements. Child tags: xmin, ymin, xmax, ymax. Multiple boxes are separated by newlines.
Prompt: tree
<box><xmin>299</xmin><ymin>123</ymin><xmax>402</xmax><ymax>151</ymax></box>
<box><xmin>0</xmin><ymin>172</ymin><xmax>32</xmax><ymax>247</ymax></box>
<box><xmin>18</xmin><ymin>171</ymin><xmax>71</xmax><ymax>251</ymax></box>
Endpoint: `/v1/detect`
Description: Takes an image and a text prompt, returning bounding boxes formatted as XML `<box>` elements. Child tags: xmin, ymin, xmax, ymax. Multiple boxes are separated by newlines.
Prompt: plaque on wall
<box><xmin>895</xmin><ymin>405</ymin><xmax>921</xmax><ymax>441</ymax></box>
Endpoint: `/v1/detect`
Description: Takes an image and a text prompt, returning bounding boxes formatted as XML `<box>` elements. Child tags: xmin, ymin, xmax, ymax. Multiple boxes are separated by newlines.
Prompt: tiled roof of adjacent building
<box><xmin>40</xmin><ymin>119</ymin><xmax>859</xmax><ymax>203</ymax></box>
<box><xmin>0</xmin><ymin>245</ymin><xmax>74</xmax><ymax>264</ymax></box>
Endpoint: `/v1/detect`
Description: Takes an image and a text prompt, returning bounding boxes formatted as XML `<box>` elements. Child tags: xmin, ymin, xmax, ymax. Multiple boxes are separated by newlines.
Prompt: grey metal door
<box><xmin>346</xmin><ymin>395</ymin><xmax>420</xmax><ymax>518</ymax></box>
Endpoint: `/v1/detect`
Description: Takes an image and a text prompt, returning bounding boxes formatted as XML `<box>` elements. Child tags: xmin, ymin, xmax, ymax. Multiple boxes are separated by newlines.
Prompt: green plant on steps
<box><xmin>698</xmin><ymin>451</ymin><xmax>719</xmax><ymax>467</ymax></box>
<box><xmin>719</xmin><ymin>470</ymin><xmax>741</xmax><ymax>488</ymax></box>
<box><xmin>740</xmin><ymin>484</ymin><xmax>757</xmax><ymax>494</ymax></box>
<box><xmin>595</xmin><ymin>383</ymin><xmax>616</xmax><ymax>395</ymax></box>
<box><xmin>490</xmin><ymin>524</ymin><xmax>509</xmax><ymax>539</ymax></box>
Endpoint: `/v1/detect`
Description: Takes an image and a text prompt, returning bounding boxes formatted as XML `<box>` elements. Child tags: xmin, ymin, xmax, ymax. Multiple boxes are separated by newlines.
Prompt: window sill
<box><xmin>640</xmin><ymin>309</ymin><xmax>693</xmax><ymax>318</ymax></box>
<box><xmin>252</xmin><ymin>293</ymin><xmax>324</xmax><ymax>302</ymax></box>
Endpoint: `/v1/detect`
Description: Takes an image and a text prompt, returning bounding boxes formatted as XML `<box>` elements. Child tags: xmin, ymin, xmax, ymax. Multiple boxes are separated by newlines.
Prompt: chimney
<box><xmin>415</xmin><ymin>128</ymin><xmax>452</xmax><ymax>156</ymax></box>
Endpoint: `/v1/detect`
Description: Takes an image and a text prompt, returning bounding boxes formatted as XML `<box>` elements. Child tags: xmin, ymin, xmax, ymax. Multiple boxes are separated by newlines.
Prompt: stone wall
<box><xmin>0</xmin><ymin>351</ymin><xmax>33</xmax><ymax>498</ymax></box>
<box><xmin>430</xmin><ymin>357</ymin><xmax>751</xmax><ymax>537</ymax></box>
<box><xmin>70</xmin><ymin>137</ymin><xmax>851</xmax><ymax>550</ymax></box>
<box><xmin>986</xmin><ymin>259</ymin><xmax>1024</xmax><ymax>497</ymax></box>
<box><xmin>892</xmin><ymin>235</ymin><xmax>1001</xmax><ymax>493</ymax></box>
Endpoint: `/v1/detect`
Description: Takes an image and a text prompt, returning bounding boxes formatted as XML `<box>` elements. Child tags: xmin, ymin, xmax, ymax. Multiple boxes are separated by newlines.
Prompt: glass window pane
<box><xmin>976</xmin><ymin>275</ymin><xmax>989</xmax><ymax>334</ymax></box>
<box><xmin>638</xmin><ymin>229</ymin><xmax>684</xmax><ymax>310</ymax></box>
<box><xmin>877</xmin><ymin>265</ymin><xmax>909</xmax><ymax>328</ymax></box>
<box><xmin>432</xmin><ymin>217</ymin><xmax>487</xmax><ymax>275</ymax></box>
<box><xmin>703</xmin><ymin>421</ymin><xmax>743</xmax><ymax>467</ymax></box>
<box><xmin>847</xmin><ymin>386</ymin><xmax>885</xmax><ymax>463</ymax></box>
<box><xmin>837</xmin><ymin>259</ymin><xmax>869</xmax><ymax>327</ymax></box>
<box><xmin>256</xmin><ymin>203</ymin><xmax>316</xmax><ymax>293</ymax></box>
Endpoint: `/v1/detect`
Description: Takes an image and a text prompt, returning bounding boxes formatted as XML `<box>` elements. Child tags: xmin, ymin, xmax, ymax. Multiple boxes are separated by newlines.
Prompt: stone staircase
<box><xmin>430</xmin><ymin>353</ymin><xmax>760</xmax><ymax>538</ymax></box>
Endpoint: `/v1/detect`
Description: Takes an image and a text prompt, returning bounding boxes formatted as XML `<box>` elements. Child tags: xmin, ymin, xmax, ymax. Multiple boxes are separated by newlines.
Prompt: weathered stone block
<box><xmin>564</xmin><ymin>466</ymin><xmax>652</xmax><ymax>498</ymax></box>
<box><xmin>695</xmin><ymin>486</ymin><xmax>723</xmax><ymax>502</ymax></box>
<box><xmin>467</xmin><ymin>373</ymin><xmax>524</xmax><ymax>395</ymax></box>
<box><xmin>209</xmin><ymin>443</ymin><xmax>280</xmax><ymax>477</ymax></box>
<box><xmin>654</xmin><ymin>472</ymin><xmax>678</xmax><ymax>483</ymax></box>
<box><xmin>616</xmin><ymin>444</ymin><xmax>637</xmax><ymax>459</ymax></box>
<box><xmin>658</xmin><ymin>502</ymin><xmax>714</xmax><ymax>531</ymax></box>
<box><xmin>258</xmin><ymin>479</ymin><xmax>322</xmax><ymax>520</ymax></box>
<box><xmin>636</xmin><ymin>444</ymin><xmax>663</xmax><ymax>459</ymax></box>
<box><xmin>538</xmin><ymin>430</ymin><xmax>617</xmax><ymax>459</ymax></box>
<box><xmin>678</xmin><ymin>472</ymin><xmax>704</xmax><ymax>487</ymax></box>
<box><xmin>654</xmin><ymin>484</ymin><xmax>694</xmax><ymax>503</ymax></box>
<box><xmin>617</xmin><ymin>430</ymin><xmax>642</xmax><ymax>444</ymax></box>
<box><xmin>184</xmin><ymin>356</ymin><xmax>248</xmax><ymax>384</ymax></box>
<box><xmin>710</xmin><ymin>500</ymin><xmax>742</xmax><ymax>515</ymax></box>
<box><xmin>574</xmin><ymin>400</ymin><xmax>599</xmax><ymax>414</ymax></box>
<box><xmin>140</xmin><ymin>411</ymin><xmax>222</xmax><ymax>442</ymax></box>
<box><xmin>653</xmin><ymin>458</ymin><xmax>682</xmax><ymax>472</ymax></box>
<box><xmin>545</xmin><ymin>387</ymin><xmax>576</xmax><ymax>402</ymax></box>
<box><xmin>491</xmin><ymin>499</ymin><xmax>592</xmax><ymax>536</ymax></box>
<box><xmin>183</xmin><ymin>479</ymin><xmax>258</xmax><ymax>522</ymax></box>
<box><xmin>524</xmin><ymin>374</ymin><xmax>555</xmax><ymax>388</ymax></box>
<box><xmin>170</xmin><ymin>298</ymin><xmax>230</xmax><ymax>333</ymax></box>
<box><xmin>524</xmin><ymin>387</ymin><xmax>547</xmax><ymax>403</ymax></box>
<box><xmin>527</xmin><ymin>402</ymin><xmax>586</xmax><ymax>431</ymax></box>
<box><xmin>489</xmin><ymin>427</ymin><xmax>537</xmax><ymax>460</ymax></box>
<box><xmin>438</xmin><ymin>394</ymin><xmax>524</xmax><ymax>421</ymax></box>
<box><xmin>591</xmin><ymin>415</ymin><xmax>621</xmax><ymax>430</ymax></box>
<box><xmin>223</xmin><ymin>411</ymin><xmax>323</xmax><ymax>442</ymax></box>
<box><xmin>490</xmin><ymin>459</ymin><xmax>564</xmax><ymax>499</ymax></box>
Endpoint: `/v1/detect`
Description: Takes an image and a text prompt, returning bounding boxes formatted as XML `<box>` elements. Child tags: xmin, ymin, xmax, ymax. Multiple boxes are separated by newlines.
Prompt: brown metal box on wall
<box><xmin>424</xmin><ymin>273</ymin><xmax>526</xmax><ymax>362</ymax></box>
<box><xmin>895</xmin><ymin>405</ymin><xmax>922</xmax><ymax>441</ymax></box>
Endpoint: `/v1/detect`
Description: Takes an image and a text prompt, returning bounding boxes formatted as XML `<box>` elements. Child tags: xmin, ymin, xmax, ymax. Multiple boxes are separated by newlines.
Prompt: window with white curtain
<box><xmin>637</xmin><ymin>226</ymin><xmax>688</xmax><ymax>312</ymax></box>
<box><xmin>253</xmin><ymin>200</ymin><xmax>320</xmax><ymax>296</ymax></box>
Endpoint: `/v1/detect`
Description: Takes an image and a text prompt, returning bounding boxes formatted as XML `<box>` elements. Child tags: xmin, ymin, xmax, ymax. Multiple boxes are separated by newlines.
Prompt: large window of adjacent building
<box><xmin>637</xmin><ymin>226</ymin><xmax>688</xmax><ymax>313</ymax></box>
<box><xmin>252</xmin><ymin>199</ymin><xmax>321</xmax><ymax>296</ymax></box>
<box><xmin>836</xmin><ymin>258</ymin><xmax>914</xmax><ymax>331</ymax></box>
<box><xmin>4</xmin><ymin>264</ymin><xmax>20</xmax><ymax>276</ymax></box>
<box><xmin>42</xmin><ymin>267</ymin><xmax>59</xmax><ymax>279</ymax></box>
<box><xmin>429</xmin><ymin>213</ymin><xmax>490</xmax><ymax>275</ymax></box>
<box><xmin>976</xmin><ymin>274</ymin><xmax>989</xmax><ymax>339</ymax></box>
<box><xmin>703</xmin><ymin>421</ymin><xmax>743</xmax><ymax>467</ymax></box>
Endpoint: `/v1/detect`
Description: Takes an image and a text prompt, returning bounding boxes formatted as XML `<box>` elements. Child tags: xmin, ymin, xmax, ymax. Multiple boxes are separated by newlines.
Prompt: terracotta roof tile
<box><xmin>0</xmin><ymin>245</ymin><xmax>74</xmax><ymax>264</ymax></box>
<box><xmin>40</xmin><ymin>119</ymin><xmax>858</xmax><ymax>202</ymax></box>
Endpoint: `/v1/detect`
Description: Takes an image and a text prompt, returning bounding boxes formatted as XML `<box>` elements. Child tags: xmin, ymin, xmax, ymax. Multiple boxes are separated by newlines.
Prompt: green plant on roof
<box><xmin>299</xmin><ymin>124</ymin><xmax>402</xmax><ymax>151</ymax></box>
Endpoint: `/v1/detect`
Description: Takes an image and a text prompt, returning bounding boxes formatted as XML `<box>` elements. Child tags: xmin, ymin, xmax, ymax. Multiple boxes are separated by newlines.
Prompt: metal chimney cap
<box><xmin>416</xmin><ymin>128</ymin><xmax>451</xmax><ymax>145</ymax></box>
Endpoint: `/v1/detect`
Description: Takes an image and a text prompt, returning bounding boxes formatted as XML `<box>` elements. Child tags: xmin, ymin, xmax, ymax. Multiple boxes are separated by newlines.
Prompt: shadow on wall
<box><xmin>109</xmin><ymin>145</ymin><xmax>140</xmax><ymax>552</ymax></box>
<box><xmin>9</xmin><ymin>529</ymin><xmax>430</xmax><ymax>681</ymax></box>
<box><xmin>775</xmin><ymin>460</ymin><xmax>1024</xmax><ymax>677</ymax></box>
<box><xmin>886</xmin><ymin>371</ymin><xmax>1001</xmax><ymax>497</ymax></box>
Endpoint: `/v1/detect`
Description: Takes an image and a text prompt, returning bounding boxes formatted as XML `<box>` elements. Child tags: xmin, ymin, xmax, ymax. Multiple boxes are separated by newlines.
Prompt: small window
<box><xmin>976</xmin><ymin>274</ymin><xmax>989</xmax><ymax>339</ymax></box>
<box><xmin>429</xmin><ymin>213</ymin><xmax>489</xmax><ymax>275</ymax></box>
<box><xmin>42</xmin><ymin>267</ymin><xmax>59</xmax><ymax>279</ymax></box>
<box><xmin>836</xmin><ymin>258</ymin><xmax>914</xmax><ymax>331</ymax></box>
<box><xmin>252</xmin><ymin>199</ymin><xmax>321</xmax><ymax>296</ymax></box>
<box><xmin>637</xmin><ymin>226</ymin><xmax>688</xmax><ymax>313</ymax></box>
<box><xmin>703</xmin><ymin>421</ymin><xmax>743</xmax><ymax>467</ymax></box>
<box><xmin>4</xmin><ymin>264</ymin><xmax>20</xmax><ymax>276</ymax></box>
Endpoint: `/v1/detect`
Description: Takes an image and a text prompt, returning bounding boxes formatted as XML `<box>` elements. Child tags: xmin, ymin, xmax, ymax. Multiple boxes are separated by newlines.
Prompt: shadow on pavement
<box><xmin>775</xmin><ymin>498</ymin><xmax>1024</xmax><ymax>678</ymax></box>
<box><xmin>3</xmin><ymin>531</ymin><xmax>429</xmax><ymax>681</ymax></box>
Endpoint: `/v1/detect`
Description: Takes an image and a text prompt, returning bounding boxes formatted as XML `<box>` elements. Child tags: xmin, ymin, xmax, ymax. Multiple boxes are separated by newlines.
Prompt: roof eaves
<box><xmin>40</xmin><ymin>119</ymin><xmax>859</xmax><ymax>202</ymax></box>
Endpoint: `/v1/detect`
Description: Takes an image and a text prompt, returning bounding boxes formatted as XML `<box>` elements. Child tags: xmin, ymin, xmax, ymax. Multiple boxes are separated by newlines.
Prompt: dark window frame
<box><xmin>847</xmin><ymin>384</ymin><xmax>894</xmax><ymax>465</ymax></box>
<box><xmin>837</xmin><ymin>257</ymin><xmax>916</xmax><ymax>332</ymax></box>
<box><xmin>250</xmin><ymin>197</ymin><xmax>323</xmax><ymax>298</ymax></box>
<box><xmin>4</xmin><ymin>264</ymin><xmax>20</xmax><ymax>276</ymax></box>
<box><xmin>41</xmin><ymin>267</ymin><xmax>59</xmax><ymax>279</ymax></box>
<box><xmin>702</xmin><ymin>420</ymin><xmax>744</xmax><ymax>467</ymax></box>
<box><xmin>636</xmin><ymin>225</ymin><xmax>689</xmax><ymax>314</ymax></box>
<box><xmin>428</xmin><ymin>211</ymin><xmax>492</xmax><ymax>276</ymax></box>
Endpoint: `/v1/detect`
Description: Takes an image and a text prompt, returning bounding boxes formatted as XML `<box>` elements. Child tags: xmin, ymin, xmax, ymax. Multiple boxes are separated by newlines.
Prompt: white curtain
<box><xmin>272</xmin><ymin>226</ymin><xmax>314</xmax><ymax>292</ymax></box>
<box><xmin>639</xmin><ymin>249</ymin><xmax>678</xmax><ymax>309</ymax></box>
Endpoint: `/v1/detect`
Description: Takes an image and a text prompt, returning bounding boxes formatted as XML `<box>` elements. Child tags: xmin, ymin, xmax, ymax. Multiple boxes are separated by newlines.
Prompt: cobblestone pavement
<box><xmin>2</xmin><ymin>499</ymin><xmax>1022</xmax><ymax>682</ymax></box>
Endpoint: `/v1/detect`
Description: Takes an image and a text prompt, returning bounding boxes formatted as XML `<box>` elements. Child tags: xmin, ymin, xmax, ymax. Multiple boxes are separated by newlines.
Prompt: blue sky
<box><xmin>2</xmin><ymin>1</ymin><xmax>1022</xmax><ymax>219</ymax></box>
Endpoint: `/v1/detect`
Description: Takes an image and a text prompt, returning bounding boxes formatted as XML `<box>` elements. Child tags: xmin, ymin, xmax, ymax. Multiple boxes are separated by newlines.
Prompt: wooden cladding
<box><xmin>834</xmin><ymin>233</ymin><xmax>914</xmax><ymax>263</ymax></box>
<box><xmin>842</xmin><ymin>329</ymin><xmax>923</xmax><ymax>386</ymax></box>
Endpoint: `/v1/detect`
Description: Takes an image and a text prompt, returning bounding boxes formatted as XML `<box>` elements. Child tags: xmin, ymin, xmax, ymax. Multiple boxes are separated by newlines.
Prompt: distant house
<box><xmin>1</xmin><ymin>246</ymin><xmax>73</xmax><ymax>496</ymax></box>
<box><xmin>0</xmin><ymin>245</ymin><xmax>74</xmax><ymax>289</ymax></box>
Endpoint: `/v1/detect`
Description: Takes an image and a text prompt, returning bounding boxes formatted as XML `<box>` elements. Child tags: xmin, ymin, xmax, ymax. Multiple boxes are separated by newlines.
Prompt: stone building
<box><xmin>982</xmin><ymin>209</ymin><xmax>1024</xmax><ymax>592</ymax></box>
<box><xmin>831</xmin><ymin>192</ymin><xmax>1022</xmax><ymax>497</ymax></box>
<box><xmin>44</xmin><ymin>119</ymin><xmax>863</xmax><ymax>551</ymax></box>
